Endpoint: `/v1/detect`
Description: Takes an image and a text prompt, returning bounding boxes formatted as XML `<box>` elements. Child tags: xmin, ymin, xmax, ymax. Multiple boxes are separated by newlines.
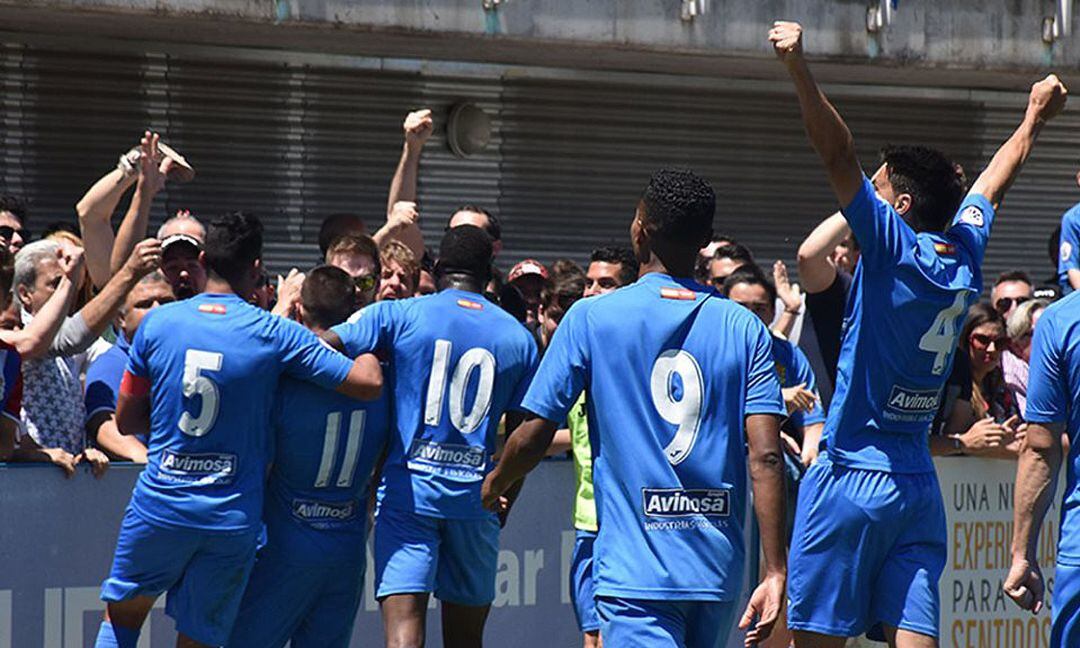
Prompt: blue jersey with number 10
<box><xmin>332</xmin><ymin>289</ymin><xmax>539</xmax><ymax>520</ymax></box>
<box><xmin>827</xmin><ymin>176</ymin><xmax>995</xmax><ymax>473</ymax></box>
<box><xmin>522</xmin><ymin>273</ymin><xmax>785</xmax><ymax>601</ymax></box>
<box><xmin>125</xmin><ymin>293</ymin><xmax>354</xmax><ymax>533</ymax></box>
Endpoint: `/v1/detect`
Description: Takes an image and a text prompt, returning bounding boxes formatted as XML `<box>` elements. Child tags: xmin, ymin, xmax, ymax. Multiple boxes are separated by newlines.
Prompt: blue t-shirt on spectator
<box><xmin>85</xmin><ymin>335</ymin><xmax>147</xmax><ymax>446</ymax></box>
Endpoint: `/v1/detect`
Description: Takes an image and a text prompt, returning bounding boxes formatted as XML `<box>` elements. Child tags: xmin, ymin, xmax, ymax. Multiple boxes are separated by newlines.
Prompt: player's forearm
<box><xmin>969</xmin><ymin>114</ymin><xmax>1042</xmax><ymax>209</ymax></box>
<box><xmin>488</xmin><ymin>416</ymin><xmax>558</xmax><ymax>495</ymax></box>
<box><xmin>1011</xmin><ymin>424</ymin><xmax>1063</xmax><ymax>561</ymax></box>
<box><xmin>1068</xmin><ymin>269</ymin><xmax>1080</xmax><ymax>291</ymax></box>
<box><xmin>387</xmin><ymin>143</ymin><xmax>422</xmax><ymax>215</ymax></box>
<box><xmin>797</xmin><ymin>212</ymin><xmax>846</xmax><ymax>293</ymax></box>
<box><xmin>77</xmin><ymin>265</ymin><xmax>139</xmax><ymax>338</ymax></box>
<box><xmin>10</xmin><ymin>277</ymin><xmax>77</xmax><ymax>360</ymax></box>
<box><xmin>116</xmin><ymin>394</ymin><xmax>151</xmax><ymax>438</ymax></box>
<box><xmin>336</xmin><ymin>353</ymin><xmax>383</xmax><ymax>401</ymax></box>
<box><xmin>746</xmin><ymin>414</ymin><xmax>787</xmax><ymax>576</ymax></box>
<box><xmin>785</xmin><ymin>58</ymin><xmax>857</xmax><ymax>174</ymax></box>
<box><xmin>111</xmin><ymin>181</ymin><xmax>157</xmax><ymax>275</ymax></box>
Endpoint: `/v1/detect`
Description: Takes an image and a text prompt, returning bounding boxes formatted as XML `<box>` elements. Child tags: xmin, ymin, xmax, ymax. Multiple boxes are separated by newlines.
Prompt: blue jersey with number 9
<box><xmin>521</xmin><ymin>273</ymin><xmax>785</xmax><ymax>601</ymax></box>
<box><xmin>125</xmin><ymin>293</ymin><xmax>355</xmax><ymax>533</ymax></box>
<box><xmin>331</xmin><ymin>289</ymin><xmax>539</xmax><ymax>520</ymax></box>
<box><xmin>826</xmin><ymin>176</ymin><xmax>995</xmax><ymax>473</ymax></box>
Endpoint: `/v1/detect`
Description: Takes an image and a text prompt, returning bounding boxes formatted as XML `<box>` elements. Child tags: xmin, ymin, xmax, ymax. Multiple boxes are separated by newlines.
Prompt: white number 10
<box><xmin>918</xmin><ymin>291</ymin><xmax>969</xmax><ymax>376</ymax></box>
<box><xmin>650</xmin><ymin>349</ymin><xmax>704</xmax><ymax>465</ymax></box>
<box><xmin>424</xmin><ymin>340</ymin><xmax>496</xmax><ymax>434</ymax></box>
<box><xmin>178</xmin><ymin>349</ymin><xmax>223</xmax><ymax>437</ymax></box>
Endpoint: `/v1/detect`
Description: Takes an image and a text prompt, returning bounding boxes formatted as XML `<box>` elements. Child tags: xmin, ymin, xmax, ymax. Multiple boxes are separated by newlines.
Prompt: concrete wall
<box><xmin>0</xmin><ymin>0</ymin><xmax>1075</xmax><ymax>89</ymax></box>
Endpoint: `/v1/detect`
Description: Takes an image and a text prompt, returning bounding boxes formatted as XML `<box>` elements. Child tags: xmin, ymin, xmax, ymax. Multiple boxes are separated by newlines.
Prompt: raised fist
<box><xmin>769</xmin><ymin>21</ymin><xmax>803</xmax><ymax>63</ymax></box>
<box><xmin>404</xmin><ymin>109</ymin><xmax>434</xmax><ymax>148</ymax></box>
<box><xmin>1029</xmin><ymin>74</ymin><xmax>1068</xmax><ymax>122</ymax></box>
<box><xmin>388</xmin><ymin>201</ymin><xmax>419</xmax><ymax>232</ymax></box>
<box><xmin>58</xmin><ymin>247</ymin><xmax>85</xmax><ymax>281</ymax></box>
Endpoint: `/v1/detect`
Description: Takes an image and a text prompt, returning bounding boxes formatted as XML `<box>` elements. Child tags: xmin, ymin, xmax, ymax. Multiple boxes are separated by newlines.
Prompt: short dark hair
<box><xmin>301</xmin><ymin>265</ymin><xmax>355</xmax><ymax>330</ymax></box>
<box><xmin>722</xmin><ymin>266</ymin><xmax>777</xmax><ymax>303</ymax></box>
<box><xmin>880</xmin><ymin>145</ymin><xmax>965</xmax><ymax>233</ymax></box>
<box><xmin>0</xmin><ymin>194</ymin><xmax>28</xmax><ymax>225</ymax></box>
<box><xmin>713</xmin><ymin>243</ymin><xmax>754</xmax><ymax>265</ymax></box>
<box><xmin>318</xmin><ymin>213</ymin><xmax>366</xmax><ymax>256</ymax></box>
<box><xmin>590</xmin><ymin>246</ymin><xmax>638</xmax><ymax>286</ymax></box>
<box><xmin>541</xmin><ymin>273</ymin><xmax>586</xmax><ymax>326</ymax></box>
<box><xmin>994</xmin><ymin>270</ymin><xmax>1033</xmax><ymax>287</ymax></box>
<box><xmin>639</xmin><ymin>169</ymin><xmax>715</xmax><ymax>247</ymax></box>
<box><xmin>437</xmin><ymin>225</ymin><xmax>493</xmax><ymax>282</ymax></box>
<box><xmin>448</xmin><ymin>205</ymin><xmax>502</xmax><ymax>242</ymax></box>
<box><xmin>205</xmin><ymin>211</ymin><xmax>263</xmax><ymax>286</ymax></box>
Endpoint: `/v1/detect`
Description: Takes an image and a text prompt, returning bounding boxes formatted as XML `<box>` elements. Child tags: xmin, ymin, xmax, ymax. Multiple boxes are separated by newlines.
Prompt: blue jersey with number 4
<box><xmin>125</xmin><ymin>293</ymin><xmax>354</xmax><ymax>533</ymax></box>
<box><xmin>522</xmin><ymin>273</ymin><xmax>785</xmax><ymax>601</ymax></box>
<box><xmin>261</xmin><ymin>376</ymin><xmax>390</xmax><ymax>565</ymax></box>
<box><xmin>331</xmin><ymin>289</ymin><xmax>538</xmax><ymax>520</ymax></box>
<box><xmin>827</xmin><ymin>177</ymin><xmax>994</xmax><ymax>473</ymax></box>
<box><xmin>1024</xmin><ymin>291</ymin><xmax>1080</xmax><ymax>564</ymax></box>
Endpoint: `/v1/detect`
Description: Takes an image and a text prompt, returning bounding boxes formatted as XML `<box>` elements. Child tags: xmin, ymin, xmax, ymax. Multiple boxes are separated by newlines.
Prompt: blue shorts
<box><xmin>227</xmin><ymin>550</ymin><xmax>365</xmax><ymax>648</ymax></box>
<box><xmin>596</xmin><ymin>596</ymin><xmax>736</xmax><ymax>648</ymax></box>
<box><xmin>100</xmin><ymin>507</ymin><xmax>258</xmax><ymax>646</ymax></box>
<box><xmin>1054</xmin><ymin>562</ymin><xmax>1080</xmax><ymax>647</ymax></box>
<box><xmin>571</xmin><ymin>529</ymin><xmax>600</xmax><ymax>633</ymax></box>
<box><xmin>787</xmin><ymin>458</ymin><xmax>946</xmax><ymax>639</ymax></box>
<box><xmin>374</xmin><ymin>505</ymin><xmax>500</xmax><ymax>606</ymax></box>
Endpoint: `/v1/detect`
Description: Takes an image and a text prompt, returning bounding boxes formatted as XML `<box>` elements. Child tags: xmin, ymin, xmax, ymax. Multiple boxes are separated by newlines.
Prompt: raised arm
<box><xmin>111</xmin><ymin>132</ymin><xmax>169</xmax><ymax>275</ymax></box>
<box><xmin>0</xmin><ymin>249</ymin><xmax>82</xmax><ymax>360</ymax></box>
<box><xmin>75</xmin><ymin>147</ymin><xmax>138</xmax><ymax>289</ymax></box>
<box><xmin>75</xmin><ymin>239</ymin><xmax>161</xmax><ymax>344</ymax></box>
<box><xmin>375</xmin><ymin>109</ymin><xmax>432</xmax><ymax>258</ymax></box>
<box><xmin>797</xmin><ymin>212</ymin><xmax>849</xmax><ymax>294</ymax></box>
<box><xmin>1004</xmin><ymin>422</ymin><xmax>1063</xmax><ymax>613</ymax></box>
<box><xmin>969</xmin><ymin>76</ymin><xmax>1067</xmax><ymax>209</ymax></box>
<box><xmin>738</xmin><ymin>412</ymin><xmax>787</xmax><ymax>646</ymax></box>
<box><xmin>770</xmin><ymin>22</ymin><xmax>863</xmax><ymax>208</ymax></box>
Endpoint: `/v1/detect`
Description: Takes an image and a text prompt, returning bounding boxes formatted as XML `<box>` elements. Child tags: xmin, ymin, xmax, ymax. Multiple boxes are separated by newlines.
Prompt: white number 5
<box><xmin>178</xmin><ymin>349</ymin><xmax>223</xmax><ymax>437</ymax></box>
<box><xmin>650</xmin><ymin>349</ymin><xmax>704</xmax><ymax>465</ymax></box>
<box><xmin>918</xmin><ymin>291</ymin><xmax>969</xmax><ymax>376</ymax></box>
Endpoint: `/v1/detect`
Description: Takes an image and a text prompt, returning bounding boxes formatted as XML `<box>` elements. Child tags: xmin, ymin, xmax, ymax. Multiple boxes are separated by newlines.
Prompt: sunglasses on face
<box><xmin>352</xmin><ymin>274</ymin><xmax>377</xmax><ymax>292</ymax></box>
<box><xmin>971</xmin><ymin>332</ymin><xmax>1007</xmax><ymax>348</ymax></box>
<box><xmin>994</xmin><ymin>296</ymin><xmax>1030</xmax><ymax>313</ymax></box>
<box><xmin>0</xmin><ymin>225</ymin><xmax>28</xmax><ymax>241</ymax></box>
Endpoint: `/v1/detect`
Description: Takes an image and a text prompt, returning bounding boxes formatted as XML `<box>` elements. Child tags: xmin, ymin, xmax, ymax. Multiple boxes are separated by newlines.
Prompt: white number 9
<box><xmin>178</xmin><ymin>349</ymin><xmax>223</xmax><ymax>437</ymax></box>
<box><xmin>650</xmin><ymin>349</ymin><xmax>704</xmax><ymax>465</ymax></box>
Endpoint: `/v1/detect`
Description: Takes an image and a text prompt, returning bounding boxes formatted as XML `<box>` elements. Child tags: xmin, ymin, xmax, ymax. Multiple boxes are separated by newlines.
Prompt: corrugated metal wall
<box><xmin>1</xmin><ymin>40</ymin><xmax>1077</xmax><ymax>290</ymax></box>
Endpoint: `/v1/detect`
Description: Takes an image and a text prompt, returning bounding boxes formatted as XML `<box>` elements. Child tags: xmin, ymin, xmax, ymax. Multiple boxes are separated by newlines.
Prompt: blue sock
<box><xmin>94</xmin><ymin>621</ymin><xmax>141</xmax><ymax>648</ymax></box>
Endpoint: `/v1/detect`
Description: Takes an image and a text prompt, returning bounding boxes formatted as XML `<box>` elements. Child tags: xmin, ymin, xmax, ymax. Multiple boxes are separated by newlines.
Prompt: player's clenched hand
<box><xmin>404</xmin><ymin>109</ymin><xmax>434</xmax><ymax>149</ymax></box>
<box><xmin>388</xmin><ymin>201</ymin><xmax>420</xmax><ymax>232</ymax></box>
<box><xmin>782</xmin><ymin>383</ymin><xmax>816</xmax><ymax>414</ymax></box>
<box><xmin>272</xmin><ymin>268</ymin><xmax>305</xmax><ymax>320</ymax></box>
<box><xmin>769</xmin><ymin>21</ymin><xmax>803</xmax><ymax>64</ymax></box>
<box><xmin>1028</xmin><ymin>74</ymin><xmax>1068</xmax><ymax>123</ymax></box>
<box><xmin>1004</xmin><ymin>556</ymin><xmax>1045</xmax><ymax>614</ymax></box>
<box><xmin>480</xmin><ymin>473</ymin><xmax>506</xmax><ymax>513</ymax></box>
<box><xmin>125</xmin><ymin>238</ymin><xmax>163</xmax><ymax>278</ymax></box>
<box><xmin>740</xmin><ymin>571</ymin><xmax>785</xmax><ymax>646</ymax></box>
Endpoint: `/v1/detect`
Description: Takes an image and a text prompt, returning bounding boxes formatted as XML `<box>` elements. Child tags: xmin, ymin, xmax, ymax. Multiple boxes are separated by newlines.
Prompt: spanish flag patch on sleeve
<box><xmin>660</xmin><ymin>288</ymin><xmax>696</xmax><ymax>301</ymax></box>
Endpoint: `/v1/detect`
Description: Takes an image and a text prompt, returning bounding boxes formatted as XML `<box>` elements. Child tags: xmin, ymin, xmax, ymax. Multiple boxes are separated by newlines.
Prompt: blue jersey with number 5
<box><xmin>331</xmin><ymin>289</ymin><xmax>538</xmax><ymax>520</ymax></box>
<box><xmin>125</xmin><ymin>293</ymin><xmax>354</xmax><ymax>533</ymax></box>
<box><xmin>521</xmin><ymin>273</ymin><xmax>785</xmax><ymax>601</ymax></box>
<box><xmin>827</xmin><ymin>176</ymin><xmax>995</xmax><ymax>473</ymax></box>
<box><xmin>261</xmin><ymin>377</ymin><xmax>389</xmax><ymax>565</ymax></box>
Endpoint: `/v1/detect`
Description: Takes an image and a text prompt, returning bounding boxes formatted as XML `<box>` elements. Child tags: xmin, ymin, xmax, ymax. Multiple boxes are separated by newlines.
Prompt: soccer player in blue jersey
<box><xmin>1007</xmin><ymin>289</ymin><xmax>1080</xmax><ymax>645</ymax></box>
<box><xmin>483</xmin><ymin>168</ymin><xmax>788</xmax><ymax>648</ymax></box>
<box><xmin>327</xmin><ymin>224</ymin><xmax>539</xmax><ymax>648</ymax></box>
<box><xmin>769</xmin><ymin>20</ymin><xmax>1067</xmax><ymax>648</ymax></box>
<box><xmin>94</xmin><ymin>212</ymin><xmax>384</xmax><ymax>648</ymax></box>
<box><xmin>228</xmin><ymin>265</ymin><xmax>390</xmax><ymax>648</ymax></box>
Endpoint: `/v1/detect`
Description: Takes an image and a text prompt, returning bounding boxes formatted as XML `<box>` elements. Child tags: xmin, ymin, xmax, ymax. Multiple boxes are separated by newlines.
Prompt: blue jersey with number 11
<box><xmin>827</xmin><ymin>177</ymin><xmax>994</xmax><ymax>473</ymax></box>
<box><xmin>332</xmin><ymin>289</ymin><xmax>538</xmax><ymax>520</ymax></box>
<box><xmin>522</xmin><ymin>273</ymin><xmax>785</xmax><ymax>601</ymax></box>
<box><xmin>125</xmin><ymin>293</ymin><xmax>354</xmax><ymax>533</ymax></box>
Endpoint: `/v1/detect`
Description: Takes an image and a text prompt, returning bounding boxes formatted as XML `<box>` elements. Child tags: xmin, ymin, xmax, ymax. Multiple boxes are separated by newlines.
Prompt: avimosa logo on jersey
<box><xmin>885</xmin><ymin>385</ymin><xmax>941</xmax><ymax>416</ymax></box>
<box><xmin>291</xmin><ymin>498</ymin><xmax>358</xmax><ymax>525</ymax></box>
<box><xmin>660</xmin><ymin>288</ymin><xmax>696</xmax><ymax>301</ymax></box>
<box><xmin>641</xmin><ymin>488</ymin><xmax>731</xmax><ymax>518</ymax></box>
<box><xmin>198</xmin><ymin>304</ymin><xmax>227</xmax><ymax>315</ymax></box>
<box><xmin>158</xmin><ymin>450</ymin><xmax>237</xmax><ymax>485</ymax></box>
<box><xmin>408</xmin><ymin>439</ymin><xmax>486</xmax><ymax>482</ymax></box>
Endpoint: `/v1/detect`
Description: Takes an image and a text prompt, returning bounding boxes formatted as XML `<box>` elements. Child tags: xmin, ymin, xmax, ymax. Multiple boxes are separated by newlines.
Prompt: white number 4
<box><xmin>178</xmin><ymin>349</ymin><xmax>223</xmax><ymax>437</ymax></box>
<box><xmin>918</xmin><ymin>292</ymin><xmax>969</xmax><ymax>376</ymax></box>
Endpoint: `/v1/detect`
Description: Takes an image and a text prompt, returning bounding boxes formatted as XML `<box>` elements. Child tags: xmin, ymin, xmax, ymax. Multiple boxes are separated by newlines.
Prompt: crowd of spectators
<box><xmin>0</xmin><ymin>109</ymin><xmax>1072</xmax><ymax>481</ymax></box>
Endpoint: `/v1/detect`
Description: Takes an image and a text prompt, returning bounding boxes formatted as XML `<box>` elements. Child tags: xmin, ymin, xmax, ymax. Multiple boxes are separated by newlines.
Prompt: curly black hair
<box><xmin>206</xmin><ymin>211</ymin><xmax>264</xmax><ymax>285</ymax></box>
<box><xmin>639</xmin><ymin>168</ymin><xmax>715</xmax><ymax>247</ymax></box>
<box><xmin>589</xmin><ymin>246</ymin><xmax>638</xmax><ymax>286</ymax></box>
<box><xmin>880</xmin><ymin>145</ymin><xmax>965</xmax><ymax>233</ymax></box>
